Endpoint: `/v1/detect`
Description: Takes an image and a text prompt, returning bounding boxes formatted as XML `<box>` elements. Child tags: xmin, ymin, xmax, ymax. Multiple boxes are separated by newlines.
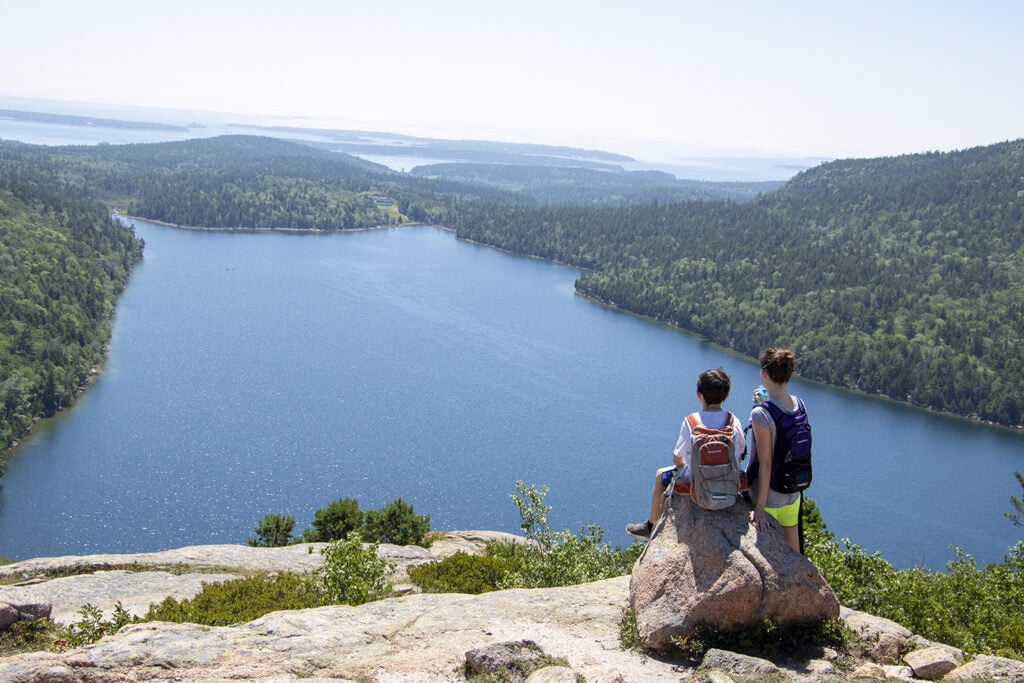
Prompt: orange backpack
<box><xmin>679</xmin><ymin>412</ymin><xmax>745</xmax><ymax>510</ymax></box>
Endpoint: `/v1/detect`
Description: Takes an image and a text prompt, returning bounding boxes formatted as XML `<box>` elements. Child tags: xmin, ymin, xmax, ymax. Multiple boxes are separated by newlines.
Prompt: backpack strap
<box><xmin>686</xmin><ymin>411</ymin><xmax>733</xmax><ymax>430</ymax></box>
<box><xmin>761</xmin><ymin>400</ymin><xmax>784</xmax><ymax>421</ymax></box>
<box><xmin>762</xmin><ymin>398</ymin><xmax>805</xmax><ymax>421</ymax></box>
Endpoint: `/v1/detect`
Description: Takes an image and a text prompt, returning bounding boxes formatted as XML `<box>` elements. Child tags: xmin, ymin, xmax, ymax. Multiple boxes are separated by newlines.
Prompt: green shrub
<box><xmin>492</xmin><ymin>528</ymin><xmax>642</xmax><ymax>589</ymax></box>
<box><xmin>408</xmin><ymin>551</ymin><xmax>514</xmax><ymax>594</ymax></box>
<box><xmin>473</xmin><ymin>481</ymin><xmax>644</xmax><ymax>590</ymax></box>
<box><xmin>806</xmin><ymin>498</ymin><xmax>1024</xmax><ymax>660</ymax></box>
<box><xmin>361</xmin><ymin>498</ymin><xmax>431</xmax><ymax>547</ymax></box>
<box><xmin>247</xmin><ymin>513</ymin><xmax>296</xmax><ymax>548</ymax></box>
<box><xmin>316</xmin><ymin>533</ymin><xmax>394</xmax><ymax>605</ymax></box>
<box><xmin>0</xmin><ymin>618</ymin><xmax>57</xmax><ymax>656</ymax></box>
<box><xmin>670</xmin><ymin>617</ymin><xmax>851</xmax><ymax>663</ymax></box>
<box><xmin>303</xmin><ymin>497</ymin><xmax>364</xmax><ymax>542</ymax></box>
<box><xmin>146</xmin><ymin>572</ymin><xmax>320</xmax><ymax>625</ymax></box>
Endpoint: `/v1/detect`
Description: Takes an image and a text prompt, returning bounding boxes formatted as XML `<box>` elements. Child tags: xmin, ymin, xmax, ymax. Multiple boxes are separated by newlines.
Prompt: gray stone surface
<box><xmin>0</xmin><ymin>576</ymin><xmax>692</xmax><ymax>682</ymax></box>
<box><xmin>942</xmin><ymin>653</ymin><xmax>1024</xmax><ymax>682</ymax></box>
<box><xmin>0</xmin><ymin>531</ymin><xmax>1012</xmax><ymax>683</ymax></box>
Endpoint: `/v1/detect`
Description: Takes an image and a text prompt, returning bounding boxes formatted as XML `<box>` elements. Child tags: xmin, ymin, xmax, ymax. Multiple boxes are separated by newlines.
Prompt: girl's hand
<box><xmin>750</xmin><ymin>509</ymin><xmax>772</xmax><ymax>531</ymax></box>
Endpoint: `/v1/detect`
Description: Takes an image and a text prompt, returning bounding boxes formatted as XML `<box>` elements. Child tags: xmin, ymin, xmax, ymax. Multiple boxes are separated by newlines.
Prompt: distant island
<box><xmin>0</xmin><ymin>108</ymin><xmax>191</xmax><ymax>132</ymax></box>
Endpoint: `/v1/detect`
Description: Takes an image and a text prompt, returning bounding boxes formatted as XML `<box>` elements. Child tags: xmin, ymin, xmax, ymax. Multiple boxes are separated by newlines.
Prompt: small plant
<box><xmin>1007</xmin><ymin>471</ymin><xmax>1024</xmax><ymax>527</ymax></box>
<box><xmin>287</xmin><ymin>497</ymin><xmax>431</xmax><ymax>546</ymax></box>
<box><xmin>316</xmin><ymin>532</ymin><xmax>395</xmax><ymax>605</ymax></box>
<box><xmin>619</xmin><ymin>608</ymin><xmax>645</xmax><ymax>652</ymax></box>
<box><xmin>510</xmin><ymin>480</ymin><xmax>551</xmax><ymax>542</ymax></box>
<box><xmin>54</xmin><ymin>602</ymin><xmax>140</xmax><ymax>651</ymax></box>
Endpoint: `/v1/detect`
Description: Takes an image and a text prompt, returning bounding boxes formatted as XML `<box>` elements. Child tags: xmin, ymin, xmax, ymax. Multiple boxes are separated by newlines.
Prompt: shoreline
<box><xmin>116</xmin><ymin>213</ymin><xmax>444</xmax><ymax>235</ymax></box>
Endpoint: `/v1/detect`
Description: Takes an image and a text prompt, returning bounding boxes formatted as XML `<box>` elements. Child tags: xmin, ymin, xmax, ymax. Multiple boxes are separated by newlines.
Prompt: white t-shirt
<box><xmin>671</xmin><ymin>409</ymin><xmax>746</xmax><ymax>482</ymax></box>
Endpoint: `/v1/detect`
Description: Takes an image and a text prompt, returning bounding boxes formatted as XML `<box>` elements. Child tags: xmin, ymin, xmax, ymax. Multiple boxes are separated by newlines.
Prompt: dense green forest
<box><xmin>0</xmin><ymin>136</ymin><xmax>494</xmax><ymax>230</ymax></box>
<box><xmin>443</xmin><ymin>141</ymin><xmax>1024</xmax><ymax>426</ymax></box>
<box><xmin>409</xmin><ymin>162</ymin><xmax>780</xmax><ymax>205</ymax></box>
<box><xmin>0</xmin><ymin>148</ymin><xmax>143</xmax><ymax>453</ymax></box>
<box><xmin>2</xmin><ymin>134</ymin><xmax>1022</xmax><ymax>429</ymax></box>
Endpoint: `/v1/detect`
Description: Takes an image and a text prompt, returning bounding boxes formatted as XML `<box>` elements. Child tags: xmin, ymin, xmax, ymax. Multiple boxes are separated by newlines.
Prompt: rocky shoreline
<box><xmin>1</xmin><ymin>532</ymin><xmax>1023</xmax><ymax>682</ymax></box>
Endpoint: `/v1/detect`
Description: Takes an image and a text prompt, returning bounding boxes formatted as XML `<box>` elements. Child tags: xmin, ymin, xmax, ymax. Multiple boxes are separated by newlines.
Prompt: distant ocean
<box><xmin>0</xmin><ymin>98</ymin><xmax>818</xmax><ymax>183</ymax></box>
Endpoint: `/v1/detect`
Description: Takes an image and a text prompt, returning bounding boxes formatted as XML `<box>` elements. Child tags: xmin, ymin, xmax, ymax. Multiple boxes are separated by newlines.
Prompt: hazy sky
<box><xmin>2</xmin><ymin>1</ymin><xmax>1022</xmax><ymax>160</ymax></box>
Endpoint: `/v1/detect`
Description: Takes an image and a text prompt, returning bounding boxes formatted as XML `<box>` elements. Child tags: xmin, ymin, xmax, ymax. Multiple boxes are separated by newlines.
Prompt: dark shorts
<box><xmin>660</xmin><ymin>467</ymin><xmax>681</xmax><ymax>487</ymax></box>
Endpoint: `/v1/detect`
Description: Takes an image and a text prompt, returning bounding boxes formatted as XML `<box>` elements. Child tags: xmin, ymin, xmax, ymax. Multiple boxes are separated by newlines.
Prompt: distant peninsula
<box><xmin>0</xmin><ymin>108</ymin><xmax>191</xmax><ymax>132</ymax></box>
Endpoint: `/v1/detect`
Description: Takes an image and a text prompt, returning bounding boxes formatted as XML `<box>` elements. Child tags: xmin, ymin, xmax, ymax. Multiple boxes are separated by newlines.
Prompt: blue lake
<box><xmin>1</xmin><ymin>220</ymin><xmax>1022</xmax><ymax>569</ymax></box>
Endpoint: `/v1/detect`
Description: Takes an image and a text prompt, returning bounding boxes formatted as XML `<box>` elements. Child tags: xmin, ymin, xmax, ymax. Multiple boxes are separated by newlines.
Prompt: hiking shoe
<box><xmin>626</xmin><ymin>520</ymin><xmax>653</xmax><ymax>541</ymax></box>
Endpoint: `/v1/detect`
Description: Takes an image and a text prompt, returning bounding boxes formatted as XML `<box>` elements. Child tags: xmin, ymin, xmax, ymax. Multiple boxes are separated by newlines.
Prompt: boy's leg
<box><xmin>627</xmin><ymin>465</ymin><xmax>677</xmax><ymax>540</ymax></box>
<box><xmin>649</xmin><ymin>465</ymin><xmax>676</xmax><ymax>523</ymax></box>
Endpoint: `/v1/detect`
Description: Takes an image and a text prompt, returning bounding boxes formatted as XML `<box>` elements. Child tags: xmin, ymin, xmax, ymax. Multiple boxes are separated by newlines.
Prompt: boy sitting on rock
<box><xmin>626</xmin><ymin>367</ymin><xmax>746</xmax><ymax>541</ymax></box>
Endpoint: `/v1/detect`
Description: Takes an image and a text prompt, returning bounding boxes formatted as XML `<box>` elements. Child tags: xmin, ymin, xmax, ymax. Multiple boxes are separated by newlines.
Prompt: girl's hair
<box><xmin>697</xmin><ymin>368</ymin><xmax>731</xmax><ymax>405</ymax></box>
<box><xmin>760</xmin><ymin>347</ymin><xmax>795</xmax><ymax>385</ymax></box>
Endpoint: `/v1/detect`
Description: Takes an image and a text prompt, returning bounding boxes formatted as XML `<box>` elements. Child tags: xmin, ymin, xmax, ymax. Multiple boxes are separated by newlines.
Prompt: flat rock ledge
<box><xmin>1</xmin><ymin>532</ymin><xmax>1023</xmax><ymax>682</ymax></box>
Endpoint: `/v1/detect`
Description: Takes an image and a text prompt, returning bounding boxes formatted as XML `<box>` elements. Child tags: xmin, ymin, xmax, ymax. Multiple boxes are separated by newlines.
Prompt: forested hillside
<box><xmin>0</xmin><ymin>146</ymin><xmax>143</xmax><ymax>453</ymax></box>
<box><xmin>0</xmin><ymin>136</ymin><xmax>513</xmax><ymax>231</ymax></box>
<box><xmin>443</xmin><ymin>141</ymin><xmax>1024</xmax><ymax>426</ymax></box>
<box><xmin>408</xmin><ymin>163</ymin><xmax>780</xmax><ymax>205</ymax></box>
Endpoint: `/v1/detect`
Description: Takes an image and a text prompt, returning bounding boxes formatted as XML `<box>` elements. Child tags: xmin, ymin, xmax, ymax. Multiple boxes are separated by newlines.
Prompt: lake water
<box><xmin>1</xmin><ymin>220</ymin><xmax>1022</xmax><ymax>569</ymax></box>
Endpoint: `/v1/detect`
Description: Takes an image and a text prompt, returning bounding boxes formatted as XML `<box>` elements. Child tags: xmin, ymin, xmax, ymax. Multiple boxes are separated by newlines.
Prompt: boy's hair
<box><xmin>697</xmin><ymin>368</ymin><xmax>731</xmax><ymax>405</ymax></box>
<box><xmin>760</xmin><ymin>347</ymin><xmax>795</xmax><ymax>384</ymax></box>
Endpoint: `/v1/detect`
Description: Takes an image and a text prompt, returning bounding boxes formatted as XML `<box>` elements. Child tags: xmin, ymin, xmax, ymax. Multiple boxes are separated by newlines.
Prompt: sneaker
<box><xmin>626</xmin><ymin>519</ymin><xmax>653</xmax><ymax>541</ymax></box>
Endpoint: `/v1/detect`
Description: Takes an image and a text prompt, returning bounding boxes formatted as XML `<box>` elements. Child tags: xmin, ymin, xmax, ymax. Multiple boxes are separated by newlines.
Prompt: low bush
<box><xmin>496</xmin><ymin>481</ymin><xmax>643</xmax><ymax>589</ymax></box>
<box><xmin>489</xmin><ymin>528</ymin><xmax>642</xmax><ymax>590</ymax></box>
<box><xmin>670</xmin><ymin>617</ymin><xmax>852</xmax><ymax>663</ymax></box>
<box><xmin>362</xmin><ymin>497</ymin><xmax>431</xmax><ymax>547</ymax></box>
<box><xmin>251</xmin><ymin>496</ymin><xmax>432</xmax><ymax>547</ymax></box>
<box><xmin>302</xmin><ymin>497</ymin><xmax>363</xmax><ymax>542</ymax></box>
<box><xmin>805</xmin><ymin>498</ymin><xmax>1024</xmax><ymax>660</ymax></box>
<box><xmin>247</xmin><ymin>513</ymin><xmax>296</xmax><ymax>548</ymax></box>
<box><xmin>0</xmin><ymin>618</ymin><xmax>57</xmax><ymax>657</ymax></box>
<box><xmin>408</xmin><ymin>551</ymin><xmax>514</xmax><ymax>594</ymax></box>
<box><xmin>146</xmin><ymin>572</ymin><xmax>320</xmax><ymax>625</ymax></box>
<box><xmin>316</xmin><ymin>533</ymin><xmax>394</xmax><ymax>606</ymax></box>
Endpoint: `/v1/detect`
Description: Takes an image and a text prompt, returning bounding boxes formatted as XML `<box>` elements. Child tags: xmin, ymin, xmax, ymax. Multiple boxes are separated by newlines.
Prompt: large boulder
<box><xmin>629</xmin><ymin>495</ymin><xmax>839</xmax><ymax>650</ymax></box>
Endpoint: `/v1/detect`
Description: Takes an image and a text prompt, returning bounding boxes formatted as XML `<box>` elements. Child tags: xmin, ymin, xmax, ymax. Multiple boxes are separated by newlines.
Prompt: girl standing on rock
<box><xmin>748</xmin><ymin>347</ymin><xmax>808</xmax><ymax>553</ymax></box>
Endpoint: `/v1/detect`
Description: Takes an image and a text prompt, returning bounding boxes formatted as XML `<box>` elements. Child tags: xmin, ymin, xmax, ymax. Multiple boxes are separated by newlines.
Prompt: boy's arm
<box><xmin>671</xmin><ymin>419</ymin><xmax>690</xmax><ymax>467</ymax></box>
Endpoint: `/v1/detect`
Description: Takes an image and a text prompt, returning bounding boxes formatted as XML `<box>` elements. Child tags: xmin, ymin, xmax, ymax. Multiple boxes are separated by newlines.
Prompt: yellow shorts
<box><xmin>765</xmin><ymin>497</ymin><xmax>801</xmax><ymax>527</ymax></box>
